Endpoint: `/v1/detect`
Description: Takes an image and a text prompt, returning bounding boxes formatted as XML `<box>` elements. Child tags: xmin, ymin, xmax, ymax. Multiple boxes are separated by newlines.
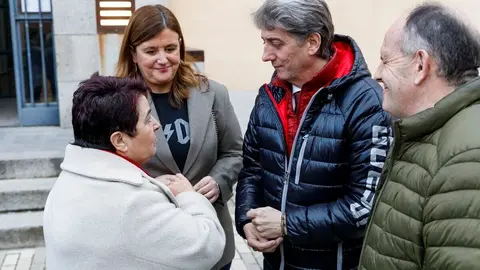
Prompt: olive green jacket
<box><xmin>359</xmin><ymin>77</ymin><xmax>480</xmax><ymax>270</ymax></box>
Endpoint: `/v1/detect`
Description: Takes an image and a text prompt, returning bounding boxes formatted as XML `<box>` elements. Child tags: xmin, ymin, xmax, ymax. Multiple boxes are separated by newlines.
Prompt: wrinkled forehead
<box><xmin>261</xmin><ymin>27</ymin><xmax>295</xmax><ymax>41</ymax></box>
<box><xmin>382</xmin><ymin>17</ymin><xmax>406</xmax><ymax>57</ymax></box>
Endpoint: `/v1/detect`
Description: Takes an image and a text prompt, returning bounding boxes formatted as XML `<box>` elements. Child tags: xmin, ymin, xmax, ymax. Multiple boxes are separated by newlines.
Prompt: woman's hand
<box><xmin>156</xmin><ymin>174</ymin><xmax>194</xmax><ymax>196</ymax></box>
<box><xmin>193</xmin><ymin>176</ymin><xmax>220</xmax><ymax>203</ymax></box>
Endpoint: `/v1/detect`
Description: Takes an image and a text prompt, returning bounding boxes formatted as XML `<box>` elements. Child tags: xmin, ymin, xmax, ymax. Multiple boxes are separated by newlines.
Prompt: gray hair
<box><xmin>401</xmin><ymin>3</ymin><xmax>480</xmax><ymax>86</ymax></box>
<box><xmin>253</xmin><ymin>0</ymin><xmax>334</xmax><ymax>59</ymax></box>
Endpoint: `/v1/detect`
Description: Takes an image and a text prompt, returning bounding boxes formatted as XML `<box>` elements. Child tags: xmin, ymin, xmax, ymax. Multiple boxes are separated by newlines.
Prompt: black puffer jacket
<box><xmin>235</xmin><ymin>35</ymin><xmax>393</xmax><ymax>270</ymax></box>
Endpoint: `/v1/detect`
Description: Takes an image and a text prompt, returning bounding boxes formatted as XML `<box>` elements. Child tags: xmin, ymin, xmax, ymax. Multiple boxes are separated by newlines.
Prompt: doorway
<box><xmin>1</xmin><ymin>0</ymin><xmax>58</xmax><ymax>127</ymax></box>
<box><xmin>0</xmin><ymin>0</ymin><xmax>18</xmax><ymax>127</ymax></box>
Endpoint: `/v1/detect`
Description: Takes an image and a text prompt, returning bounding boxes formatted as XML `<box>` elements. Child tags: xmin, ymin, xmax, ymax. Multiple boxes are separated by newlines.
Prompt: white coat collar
<box><xmin>61</xmin><ymin>144</ymin><xmax>177</xmax><ymax>205</ymax></box>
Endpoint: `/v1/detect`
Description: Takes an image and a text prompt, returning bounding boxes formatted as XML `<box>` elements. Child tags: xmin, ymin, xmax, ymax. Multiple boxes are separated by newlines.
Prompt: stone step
<box><xmin>0</xmin><ymin>178</ymin><xmax>56</xmax><ymax>212</ymax></box>
<box><xmin>0</xmin><ymin>156</ymin><xmax>63</xmax><ymax>180</ymax></box>
<box><xmin>0</xmin><ymin>211</ymin><xmax>44</xmax><ymax>249</ymax></box>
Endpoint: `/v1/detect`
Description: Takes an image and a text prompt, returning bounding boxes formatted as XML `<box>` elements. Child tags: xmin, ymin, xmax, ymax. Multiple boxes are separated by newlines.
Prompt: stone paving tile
<box><xmin>12</xmin><ymin>249</ymin><xmax>35</xmax><ymax>270</ymax></box>
<box><xmin>31</xmin><ymin>247</ymin><xmax>45</xmax><ymax>267</ymax></box>
<box><xmin>16</xmin><ymin>259</ymin><xmax>34</xmax><ymax>270</ymax></box>
<box><xmin>231</xmin><ymin>258</ymin><xmax>248</xmax><ymax>270</ymax></box>
<box><xmin>2</xmin><ymin>253</ymin><xmax>19</xmax><ymax>266</ymax></box>
<box><xmin>230</xmin><ymin>199</ymin><xmax>264</xmax><ymax>269</ymax></box>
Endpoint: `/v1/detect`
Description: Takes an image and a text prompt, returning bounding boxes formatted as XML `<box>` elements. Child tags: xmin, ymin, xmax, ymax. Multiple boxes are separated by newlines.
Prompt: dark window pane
<box><xmin>17</xmin><ymin>0</ymin><xmax>52</xmax><ymax>14</ymax></box>
<box><xmin>0</xmin><ymin>0</ymin><xmax>15</xmax><ymax>98</ymax></box>
<box><xmin>18</xmin><ymin>20</ymin><xmax>56</xmax><ymax>104</ymax></box>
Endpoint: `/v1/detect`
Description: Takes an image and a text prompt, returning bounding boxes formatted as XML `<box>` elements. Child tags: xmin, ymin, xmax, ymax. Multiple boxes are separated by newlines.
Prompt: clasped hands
<box><xmin>244</xmin><ymin>207</ymin><xmax>284</xmax><ymax>253</ymax></box>
<box><xmin>156</xmin><ymin>174</ymin><xmax>220</xmax><ymax>203</ymax></box>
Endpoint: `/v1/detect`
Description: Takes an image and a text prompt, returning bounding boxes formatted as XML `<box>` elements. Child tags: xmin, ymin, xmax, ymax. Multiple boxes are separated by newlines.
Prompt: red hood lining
<box><xmin>101</xmin><ymin>149</ymin><xmax>151</xmax><ymax>176</ymax></box>
<box><xmin>265</xmin><ymin>40</ymin><xmax>355</xmax><ymax>155</ymax></box>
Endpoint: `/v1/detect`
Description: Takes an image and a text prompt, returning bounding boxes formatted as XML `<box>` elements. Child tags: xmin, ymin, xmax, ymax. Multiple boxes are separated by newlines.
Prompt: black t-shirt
<box><xmin>151</xmin><ymin>92</ymin><xmax>190</xmax><ymax>172</ymax></box>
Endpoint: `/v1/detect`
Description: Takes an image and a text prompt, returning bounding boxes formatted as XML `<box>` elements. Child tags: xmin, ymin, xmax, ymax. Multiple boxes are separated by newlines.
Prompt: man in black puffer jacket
<box><xmin>235</xmin><ymin>0</ymin><xmax>393</xmax><ymax>269</ymax></box>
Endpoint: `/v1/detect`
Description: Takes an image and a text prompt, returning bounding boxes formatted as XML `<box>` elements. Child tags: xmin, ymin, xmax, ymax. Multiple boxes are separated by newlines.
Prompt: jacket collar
<box><xmin>397</xmin><ymin>77</ymin><xmax>480</xmax><ymax>141</ymax></box>
<box><xmin>147</xmin><ymin>82</ymin><xmax>214</xmax><ymax>177</ymax></box>
<box><xmin>61</xmin><ymin>144</ymin><xmax>178</xmax><ymax>206</ymax></box>
<box><xmin>61</xmin><ymin>144</ymin><xmax>148</xmax><ymax>186</ymax></box>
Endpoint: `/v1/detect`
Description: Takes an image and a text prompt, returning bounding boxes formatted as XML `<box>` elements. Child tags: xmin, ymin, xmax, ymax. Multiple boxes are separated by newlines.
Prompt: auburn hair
<box><xmin>116</xmin><ymin>5</ymin><xmax>206</xmax><ymax>108</ymax></box>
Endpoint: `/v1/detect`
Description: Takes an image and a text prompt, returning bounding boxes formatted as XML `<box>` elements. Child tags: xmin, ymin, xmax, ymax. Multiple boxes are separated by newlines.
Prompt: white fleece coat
<box><xmin>43</xmin><ymin>144</ymin><xmax>226</xmax><ymax>270</ymax></box>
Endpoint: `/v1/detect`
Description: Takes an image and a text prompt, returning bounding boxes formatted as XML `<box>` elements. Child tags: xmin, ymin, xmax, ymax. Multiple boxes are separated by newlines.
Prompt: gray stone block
<box><xmin>52</xmin><ymin>0</ymin><xmax>97</xmax><ymax>35</ymax></box>
<box><xmin>0</xmin><ymin>211</ymin><xmax>44</xmax><ymax>250</ymax></box>
<box><xmin>54</xmin><ymin>35</ymin><xmax>99</xmax><ymax>82</ymax></box>
<box><xmin>0</xmin><ymin>158</ymin><xmax>62</xmax><ymax>180</ymax></box>
<box><xmin>57</xmin><ymin>81</ymin><xmax>80</xmax><ymax>128</ymax></box>
<box><xmin>0</xmin><ymin>178</ymin><xmax>56</xmax><ymax>212</ymax></box>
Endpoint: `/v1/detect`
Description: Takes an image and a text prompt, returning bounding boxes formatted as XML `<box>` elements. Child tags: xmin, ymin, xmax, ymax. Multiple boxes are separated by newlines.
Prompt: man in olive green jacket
<box><xmin>358</xmin><ymin>3</ymin><xmax>480</xmax><ymax>270</ymax></box>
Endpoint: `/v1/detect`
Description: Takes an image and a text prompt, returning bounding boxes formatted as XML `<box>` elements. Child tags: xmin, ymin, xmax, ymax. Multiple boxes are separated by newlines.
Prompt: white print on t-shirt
<box><xmin>163</xmin><ymin>119</ymin><xmax>190</xmax><ymax>144</ymax></box>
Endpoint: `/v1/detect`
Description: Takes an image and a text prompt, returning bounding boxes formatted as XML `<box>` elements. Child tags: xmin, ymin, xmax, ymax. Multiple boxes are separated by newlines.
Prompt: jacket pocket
<box><xmin>294</xmin><ymin>134</ymin><xmax>309</xmax><ymax>185</ymax></box>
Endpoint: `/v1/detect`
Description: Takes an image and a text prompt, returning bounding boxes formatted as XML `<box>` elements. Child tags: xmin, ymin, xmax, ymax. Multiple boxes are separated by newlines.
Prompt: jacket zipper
<box><xmin>358</xmin><ymin>120</ymin><xmax>401</xmax><ymax>266</ymax></box>
<box><xmin>294</xmin><ymin>134</ymin><xmax>309</xmax><ymax>185</ymax></box>
<box><xmin>279</xmin><ymin>158</ymin><xmax>288</xmax><ymax>270</ymax></box>
<box><xmin>261</xmin><ymin>90</ymin><xmax>290</xmax><ymax>270</ymax></box>
<box><xmin>277</xmin><ymin>88</ymin><xmax>325</xmax><ymax>269</ymax></box>
<box><xmin>337</xmin><ymin>242</ymin><xmax>343</xmax><ymax>270</ymax></box>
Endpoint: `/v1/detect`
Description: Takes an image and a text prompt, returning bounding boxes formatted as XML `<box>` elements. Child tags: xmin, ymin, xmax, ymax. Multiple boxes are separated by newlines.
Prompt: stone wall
<box><xmin>52</xmin><ymin>0</ymin><xmax>99</xmax><ymax>128</ymax></box>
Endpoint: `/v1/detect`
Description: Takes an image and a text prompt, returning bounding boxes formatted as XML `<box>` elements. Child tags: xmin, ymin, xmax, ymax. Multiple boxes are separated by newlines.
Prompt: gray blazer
<box><xmin>142</xmin><ymin>79</ymin><xmax>243</xmax><ymax>269</ymax></box>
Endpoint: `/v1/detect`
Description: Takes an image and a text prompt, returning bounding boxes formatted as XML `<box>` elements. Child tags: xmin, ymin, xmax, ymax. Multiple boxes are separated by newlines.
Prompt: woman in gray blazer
<box><xmin>116</xmin><ymin>5</ymin><xmax>243</xmax><ymax>270</ymax></box>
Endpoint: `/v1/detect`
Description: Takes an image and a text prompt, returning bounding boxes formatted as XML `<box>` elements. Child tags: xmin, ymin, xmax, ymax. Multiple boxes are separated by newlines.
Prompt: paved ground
<box><xmin>0</xmin><ymin>248</ymin><xmax>45</xmax><ymax>270</ymax></box>
<box><xmin>228</xmin><ymin>198</ymin><xmax>265</xmax><ymax>270</ymax></box>
<box><xmin>0</xmin><ymin>198</ymin><xmax>264</xmax><ymax>270</ymax></box>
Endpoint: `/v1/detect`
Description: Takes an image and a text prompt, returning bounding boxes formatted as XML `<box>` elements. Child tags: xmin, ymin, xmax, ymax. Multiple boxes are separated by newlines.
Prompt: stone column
<box><xmin>52</xmin><ymin>0</ymin><xmax>100</xmax><ymax>128</ymax></box>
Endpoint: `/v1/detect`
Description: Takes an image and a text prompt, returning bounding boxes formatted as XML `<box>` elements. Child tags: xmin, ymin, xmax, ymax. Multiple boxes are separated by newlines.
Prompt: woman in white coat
<box><xmin>43</xmin><ymin>74</ymin><xmax>226</xmax><ymax>270</ymax></box>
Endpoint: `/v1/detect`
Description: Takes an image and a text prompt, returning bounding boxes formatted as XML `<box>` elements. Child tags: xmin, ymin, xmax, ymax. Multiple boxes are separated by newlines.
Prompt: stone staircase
<box><xmin>0</xmin><ymin>127</ymin><xmax>72</xmax><ymax>250</ymax></box>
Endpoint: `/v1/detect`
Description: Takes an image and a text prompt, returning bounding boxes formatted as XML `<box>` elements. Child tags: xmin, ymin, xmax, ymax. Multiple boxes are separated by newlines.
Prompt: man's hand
<box><xmin>243</xmin><ymin>223</ymin><xmax>283</xmax><ymax>253</ymax></box>
<box><xmin>194</xmin><ymin>176</ymin><xmax>220</xmax><ymax>203</ymax></box>
<box><xmin>247</xmin><ymin>207</ymin><xmax>283</xmax><ymax>239</ymax></box>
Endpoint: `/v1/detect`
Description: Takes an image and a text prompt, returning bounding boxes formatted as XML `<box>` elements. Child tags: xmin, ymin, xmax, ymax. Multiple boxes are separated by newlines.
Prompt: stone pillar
<box><xmin>52</xmin><ymin>0</ymin><xmax>100</xmax><ymax>128</ymax></box>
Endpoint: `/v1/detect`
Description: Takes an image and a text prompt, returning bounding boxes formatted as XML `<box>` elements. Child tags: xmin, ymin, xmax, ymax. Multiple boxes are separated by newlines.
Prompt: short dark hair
<box><xmin>402</xmin><ymin>3</ymin><xmax>480</xmax><ymax>86</ymax></box>
<box><xmin>72</xmin><ymin>73</ymin><xmax>149</xmax><ymax>151</ymax></box>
